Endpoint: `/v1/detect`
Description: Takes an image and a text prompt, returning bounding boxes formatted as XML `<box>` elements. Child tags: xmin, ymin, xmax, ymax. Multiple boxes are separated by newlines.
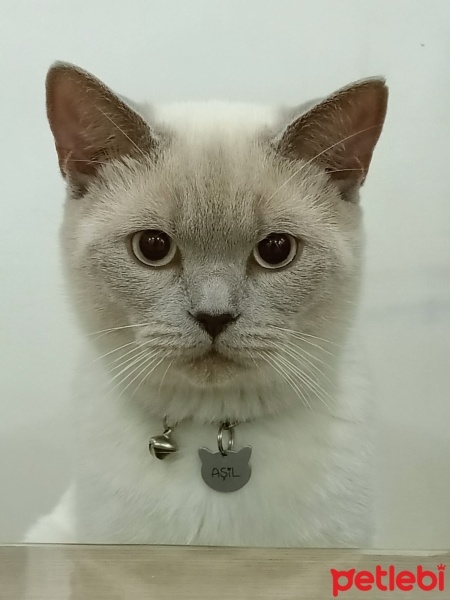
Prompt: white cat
<box><xmin>25</xmin><ymin>63</ymin><xmax>387</xmax><ymax>547</ymax></box>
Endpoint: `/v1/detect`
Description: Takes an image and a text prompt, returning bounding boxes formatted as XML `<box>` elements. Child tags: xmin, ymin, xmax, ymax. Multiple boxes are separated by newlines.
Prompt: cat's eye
<box><xmin>131</xmin><ymin>230</ymin><xmax>177</xmax><ymax>267</ymax></box>
<box><xmin>253</xmin><ymin>233</ymin><xmax>298</xmax><ymax>269</ymax></box>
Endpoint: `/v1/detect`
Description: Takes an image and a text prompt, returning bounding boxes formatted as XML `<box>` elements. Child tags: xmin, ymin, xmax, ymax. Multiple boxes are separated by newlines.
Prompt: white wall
<box><xmin>1</xmin><ymin>0</ymin><xmax>449</xmax><ymax>547</ymax></box>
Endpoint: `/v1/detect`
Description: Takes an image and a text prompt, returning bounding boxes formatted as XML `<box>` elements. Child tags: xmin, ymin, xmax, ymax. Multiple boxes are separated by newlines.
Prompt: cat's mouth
<box><xmin>187</xmin><ymin>347</ymin><xmax>241</xmax><ymax>369</ymax></box>
<box><xmin>176</xmin><ymin>347</ymin><xmax>248</xmax><ymax>386</ymax></box>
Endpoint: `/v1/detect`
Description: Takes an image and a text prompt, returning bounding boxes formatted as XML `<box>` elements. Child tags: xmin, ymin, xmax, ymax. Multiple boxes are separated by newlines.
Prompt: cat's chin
<box><xmin>175</xmin><ymin>349</ymin><xmax>252</xmax><ymax>388</ymax></box>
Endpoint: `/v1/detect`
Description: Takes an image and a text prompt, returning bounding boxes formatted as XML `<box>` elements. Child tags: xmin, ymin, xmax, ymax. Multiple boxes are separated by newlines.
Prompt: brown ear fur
<box><xmin>46</xmin><ymin>62</ymin><xmax>157</xmax><ymax>191</ymax></box>
<box><xmin>276</xmin><ymin>78</ymin><xmax>388</xmax><ymax>198</ymax></box>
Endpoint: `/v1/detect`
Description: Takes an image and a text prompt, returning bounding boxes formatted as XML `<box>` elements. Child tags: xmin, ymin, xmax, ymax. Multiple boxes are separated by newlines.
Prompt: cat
<box><xmin>25</xmin><ymin>62</ymin><xmax>387</xmax><ymax>547</ymax></box>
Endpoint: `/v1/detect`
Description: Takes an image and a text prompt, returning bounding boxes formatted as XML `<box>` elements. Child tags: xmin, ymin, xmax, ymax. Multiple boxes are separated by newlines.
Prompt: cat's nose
<box><xmin>193</xmin><ymin>312</ymin><xmax>238</xmax><ymax>339</ymax></box>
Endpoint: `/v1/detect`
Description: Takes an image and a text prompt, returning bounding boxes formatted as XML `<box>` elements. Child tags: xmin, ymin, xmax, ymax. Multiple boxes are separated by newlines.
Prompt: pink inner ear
<box><xmin>48</xmin><ymin>80</ymin><xmax>98</xmax><ymax>176</ymax></box>
<box><xmin>332</xmin><ymin>101</ymin><xmax>385</xmax><ymax>179</ymax></box>
<box><xmin>278</xmin><ymin>79</ymin><xmax>388</xmax><ymax>194</ymax></box>
<box><xmin>47</xmin><ymin>64</ymin><xmax>158</xmax><ymax>185</ymax></box>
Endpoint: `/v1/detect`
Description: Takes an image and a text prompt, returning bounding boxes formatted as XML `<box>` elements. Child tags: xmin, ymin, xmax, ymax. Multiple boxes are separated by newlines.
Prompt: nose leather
<box><xmin>194</xmin><ymin>312</ymin><xmax>237</xmax><ymax>339</ymax></box>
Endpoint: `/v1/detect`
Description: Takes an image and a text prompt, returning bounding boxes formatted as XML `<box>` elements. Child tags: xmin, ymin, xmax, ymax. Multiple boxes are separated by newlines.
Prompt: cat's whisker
<box><xmin>93</xmin><ymin>340</ymin><xmax>137</xmax><ymax>363</ymax></box>
<box><xmin>129</xmin><ymin>361</ymin><xmax>155</xmax><ymax>401</ymax></box>
<box><xmin>275</xmin><ymin>352</ymin><xmax>334</xmax><ymax>412</ymax></box>
<box><xmin>295</xmin><ymin>368</ymin><xmax>334</xmax><ymax>414</ymax></box>
<box><xmin>268</xmin><ymin>347</ymin><xmax>334</xmax><ymax>414</ymax></box>
<box><xmin>155</xmin><ymin>357</ymin><xmax>175</xmax><ymax>403</ymax></box>
<box><xmin>88</xmin><ymin>322</ymin><xmax>152</xmax><ymax>338</ymax></box>
<box><xmin>268</xmin><ymin>328</ymin><xmax>339</xmax><ymax>375</ymax></box>
<box><xmin>325</xmin><ymin>167</ymin><xmax>365</xmax><ymax>175</ymax></box>
<box><xmin>106</xmin><ymin>352</ymin><xmax>151</xmax><ymax>393</ymax></box>
<box><xmin>303</xmin><ymin>167</ymin><xmax>366</xmax><ymax>181</ymax></box>
<box><xmin>249</xmin><ymin>354</ymin><xmax>272</xmax><ymax>412</ymax></box>
<box><xmin>106</xmin><ymin>349</ymin><xmax>163</xmax><ymax>398</ymax></box>
<box><xmin>107</xmin><ymin>347</ymin><xmax>154</xmax><ymax>382</ymax></box>
<box><xmin>106</xmin><ymin>343</ymin><xmax>149</xmax><ymax>370</ymax></box>
<box><xmin>278</xmin><ymin>336</ymin><xmax>321</xmax><ymax>361</ymax></box>
<box><xmin>277</xmin><ymin>338</ymin><xmax>338</xmax><ymax>385</ymax></box>
<box><xmin>268</xmin><ymin>124</ymin><xmax>381</xmax><ymax>201</ymax></box>
<box><xmin>68</xmin><ymin>159</ymin><xmax>110</xmax><ymax>166</ymax></box>
<box><xmin>269</xmin><ymin>325</ymin><xmax>339</xmax><ymax>348</ymax></box>
<box><xmin>131</xmin><ymin>352</ymin><xmax>173</xmax><ymax>401</ymax></box>
<box><xmin>281</xmin><ymin>333</ymin><xmax>336</xmax><ymax>358</ymax></box>
<box><xmin>120</xmin><ymin>351</ymin><xmax>169</xmax><ymax>399</ymax></box>
<box><xmin>260</xmin><ymin>351</ymin><xmax>312</xmax><ymax>411</ymax></box>
<box><xmin>278</xmin><ymin>341</ymin><xmax>337</xmax><ymax>396</ymax></box>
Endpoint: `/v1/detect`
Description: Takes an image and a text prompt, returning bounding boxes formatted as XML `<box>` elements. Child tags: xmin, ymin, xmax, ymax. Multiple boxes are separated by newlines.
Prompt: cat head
<box><xmin>47</xmin><ymin>62</ymin><xmax>387</xmax><ymax>422</ymax></box>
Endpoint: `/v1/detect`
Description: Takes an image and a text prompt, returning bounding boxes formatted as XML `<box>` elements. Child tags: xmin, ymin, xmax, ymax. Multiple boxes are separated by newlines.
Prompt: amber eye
<box><xmin>131</xmin><ymin>230</ymin><xmax>177</xmax><ymax>267</ymax></box>
<box><xmin>253</xmin><ymin>233</ymin><xmax>298</xmax><ymax>269</ymax></box>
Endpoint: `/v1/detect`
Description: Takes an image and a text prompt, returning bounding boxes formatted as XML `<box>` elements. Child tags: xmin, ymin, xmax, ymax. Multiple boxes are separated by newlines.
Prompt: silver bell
<box><xmin>149</xmin><ymin>432</ymin><xmax>178</xmax><ymax>460</ymax></box>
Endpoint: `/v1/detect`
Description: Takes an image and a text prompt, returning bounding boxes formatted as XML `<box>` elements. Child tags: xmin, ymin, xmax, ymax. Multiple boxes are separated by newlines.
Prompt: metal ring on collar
<box><xmin>217</xmin><ymin>422</ymin><xmax>235</xmax><ymax>455</ymax></box>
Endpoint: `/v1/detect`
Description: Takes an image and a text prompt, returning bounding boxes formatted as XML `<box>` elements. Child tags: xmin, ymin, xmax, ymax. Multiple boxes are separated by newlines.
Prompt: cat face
<box><xmin>47</xmin><ymin>63</ymin><xmax>387</xmax><ymax>416</ymax></box>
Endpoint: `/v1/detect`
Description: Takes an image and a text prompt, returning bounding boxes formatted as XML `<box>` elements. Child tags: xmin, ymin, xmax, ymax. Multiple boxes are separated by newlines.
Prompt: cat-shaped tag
<box><xmin>198</xmin><ymin>446</ymin><xmax>252</xmax><ymax>492</ymax></box>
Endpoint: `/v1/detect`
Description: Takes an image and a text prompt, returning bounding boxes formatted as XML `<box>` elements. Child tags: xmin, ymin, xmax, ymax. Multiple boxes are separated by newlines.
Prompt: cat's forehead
<box><xmin>149</xmin><ymin>140</ymin><xmax>333</xmax><ymax>249</ymax></box>
<box><xmin>150</xmin><ymin>102</ymin><xmax>283</xmax><ymax>245</ymax></box>
<box><xmin>97</xmin><ymin>115</ymin><xmax>340</xmax><ymax>253</ymax></box>
<box><xmin>129</xmin><ymin>138</ymin><xmax>278</xmax><ymax>250</ymax></box>
<box><xmin>170</xmin><ymin>144</ymin><xmax>263</xmax><ymax>242</ymax></box>
<box><xmin>102</xmin><ymin>135</ymin><xmax>337</xmax><ymax>257</ymax></box>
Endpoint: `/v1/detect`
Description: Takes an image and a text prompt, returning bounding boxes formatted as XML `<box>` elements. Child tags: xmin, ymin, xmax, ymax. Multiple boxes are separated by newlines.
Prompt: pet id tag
<box><xmin>198</xmin><ymin>423</ymin><xmax>252</xmax><ymax>493</ymax></box>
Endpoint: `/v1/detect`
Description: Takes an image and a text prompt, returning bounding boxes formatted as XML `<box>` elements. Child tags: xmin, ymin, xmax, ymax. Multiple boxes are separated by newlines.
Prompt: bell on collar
<box><xmin>149</xmin><ymin>434</ymin><xmax>178</xmax><ymax>459</ymax></box>
<box><xmin>149</xmin><ymin>419</ymin><xmax>178</xmax><ymax>460</ymax></box>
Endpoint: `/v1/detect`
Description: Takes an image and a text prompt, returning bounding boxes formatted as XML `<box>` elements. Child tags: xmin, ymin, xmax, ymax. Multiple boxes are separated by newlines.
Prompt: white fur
<box><xmin>26</xmin><ymin>69</ymin><xmax>387</xmax><ymax>546</ymax></box>
<box><xmin>25</xmin><ymin>334</ymin><xmax>372</xmax><ymax>547</ymax></box>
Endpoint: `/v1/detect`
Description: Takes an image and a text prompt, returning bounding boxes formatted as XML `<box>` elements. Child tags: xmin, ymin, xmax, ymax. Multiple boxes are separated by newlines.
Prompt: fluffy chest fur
<box><xmin>71</xmin><ymin>339</ymin><xmax>371</xmax><ymax>547</ymax></box>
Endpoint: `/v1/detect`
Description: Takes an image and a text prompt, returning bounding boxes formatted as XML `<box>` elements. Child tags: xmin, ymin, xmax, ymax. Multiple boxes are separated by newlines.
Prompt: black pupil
<box><xmin>258</xmin><ymin>234</ymin><xmax>291</xmax><ymax>265</ymax></box>
<box><xmin>139</xmin><ymin>230</ymin><xmax>171</xmax><ymax>262</ymax></box>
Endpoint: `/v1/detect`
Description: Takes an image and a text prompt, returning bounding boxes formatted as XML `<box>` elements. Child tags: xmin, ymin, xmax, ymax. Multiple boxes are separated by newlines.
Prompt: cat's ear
<box><xmin>46</xmin><ymin>62</ymin><xmax>158</xmax><ymax>192</ymax></box>
<box><xmin>275</xmin><ymin>78</ymin><xmax>388</xmax><ymax>199</ymax></box>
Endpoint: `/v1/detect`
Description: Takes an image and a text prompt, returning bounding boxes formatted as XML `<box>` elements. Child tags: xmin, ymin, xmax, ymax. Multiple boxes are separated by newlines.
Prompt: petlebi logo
<box><xmin>330</xmin><ymin>563</ymin><xmax>446</xmax><ymax>597</ymax></box>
